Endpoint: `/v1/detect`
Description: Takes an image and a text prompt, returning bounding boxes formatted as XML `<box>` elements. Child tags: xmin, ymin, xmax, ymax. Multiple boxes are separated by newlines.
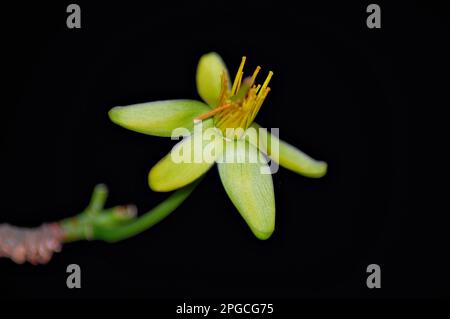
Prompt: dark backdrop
<box><xmin>0</xmin><ymin>1</ymin><xmax>439</xmax><ymax>300</ymax></box>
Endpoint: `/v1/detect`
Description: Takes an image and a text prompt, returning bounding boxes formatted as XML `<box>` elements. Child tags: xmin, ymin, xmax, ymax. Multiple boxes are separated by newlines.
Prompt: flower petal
<box><xmin>196</xmin><ymin>52</ymin><xmax>230</xmax><ymax>107</ymax></box>
<box><xmin>109</xmin><ymin>100</ymin><xmax>211</xmax><ymax>137</ymax></box>
<box><xmin>148</xmin><ymin>129</ymin><xmax>221</xmax><ymax>192</ymax></box>
<box><xmin>249</xmin><ymin>123</ymin><xmax>327</xmax><ymax>178</ymax></box>
<box><xmin>217</xmin><ymin>140</ymin><xmax>275</xmax><ymax>240</ymax></box>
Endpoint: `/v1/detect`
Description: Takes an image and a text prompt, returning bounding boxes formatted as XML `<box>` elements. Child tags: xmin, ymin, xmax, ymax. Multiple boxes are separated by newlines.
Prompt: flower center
<box><xmin>195</xmin><ymin>56</ymin><xmax>273</xmax><ymax>139</ymax></box>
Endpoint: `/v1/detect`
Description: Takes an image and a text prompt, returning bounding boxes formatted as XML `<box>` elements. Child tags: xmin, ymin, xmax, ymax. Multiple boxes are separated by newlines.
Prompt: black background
<box><xmin>0</xmin><ymin>1</ymin><xmax>443</xmax><ymax>301</ymax></box>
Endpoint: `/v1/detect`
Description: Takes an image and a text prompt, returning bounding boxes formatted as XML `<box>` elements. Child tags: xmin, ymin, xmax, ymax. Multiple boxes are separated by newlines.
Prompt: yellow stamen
<box><xmin>259</xmin><ymin>71</ymin><xmax>273</xmax><ymax>97</ymax></box>
<box><xmin>194</xmin><ymin>103</ymin><xmax>232</xmax><ymax>121</ymax></box>
<box><xmin>236</xmin><ymin>71</ymin><xmax>243</xmax><ymax>92</ymax></box>
<box><xmin>251</xmin><ymin>87</ymin><xmax>270</xmax><ymax>121</ymax></box>
<box><xmin>195</xmin><ymin>56</ymin><xmax>274</xmax><ymax>138</ymax></box>
<box><xmin>231</xmin><ymin>56</ymin><xmax>246</xmax><ymax>95</ymax></box>
<box><xmin>251</xmin><ymin>66</ymin><xmax>261</xmax><ymax>83</ymax></box>
<box><xmin>217</xmin><ymin>72</ymin><xmax>229</xmax><ymax>106</ymax></box>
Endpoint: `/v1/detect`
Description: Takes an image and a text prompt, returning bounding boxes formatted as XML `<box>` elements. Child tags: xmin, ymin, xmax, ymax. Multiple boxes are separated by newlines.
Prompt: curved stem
<box><xmin>91</xmin><ymin>181</ymin><xmax>199</xmax><ymax>242</ymax></box>
<box><xmin>0</xmin><ymin>181</ymin><xmax>200</xmax><ymax>264</ymax></box>
<box><xmin>60</xmin><ymin>180</ymin><xmax>200</xmax><ymax>243</ymax></box>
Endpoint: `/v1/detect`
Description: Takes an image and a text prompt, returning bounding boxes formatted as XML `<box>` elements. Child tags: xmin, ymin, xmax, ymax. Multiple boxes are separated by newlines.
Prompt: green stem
<box><xmin>60</xmin><ymin>180</ymin><xmax>199</xmax><ymax>243</ymax></box>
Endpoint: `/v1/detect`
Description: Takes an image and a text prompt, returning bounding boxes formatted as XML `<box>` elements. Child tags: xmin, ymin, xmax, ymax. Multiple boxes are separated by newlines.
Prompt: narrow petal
<box><xmin>196</xmin><ymin>52</ymin><xmax>230</xmax><ymax>107</ymax></box>
<box><xmin>249</xmin><ymin>123</ymin><xmax>328</xmax><ymax>178</ymax></box>
<box><xmin>148</xmin><ymin>129</ymin><xmax>221</xmax><ymax>192</ymax></box>
<box><xmin>217</xmin><ymin>140</ymin><xmax>275</xmax><ymax>240</ymax></box>
<box><xmin>109</xmin><ymin>100</ymin><xmax>211</xmax><ymax>137</ymax></box>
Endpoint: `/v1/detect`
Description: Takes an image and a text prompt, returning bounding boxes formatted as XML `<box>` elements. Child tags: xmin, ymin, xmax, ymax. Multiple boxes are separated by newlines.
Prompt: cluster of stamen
<box><xmin>195</xmin><ymin>56</ymin><xmax>273</xmax><ymax>137</ymax></box>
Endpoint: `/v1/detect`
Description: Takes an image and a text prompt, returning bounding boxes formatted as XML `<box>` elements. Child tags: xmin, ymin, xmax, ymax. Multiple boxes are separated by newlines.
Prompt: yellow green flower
<box><xmin>108</xmin><ymin>52</ymin><xmax>327</xmax><ymax>240</ymax></box>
